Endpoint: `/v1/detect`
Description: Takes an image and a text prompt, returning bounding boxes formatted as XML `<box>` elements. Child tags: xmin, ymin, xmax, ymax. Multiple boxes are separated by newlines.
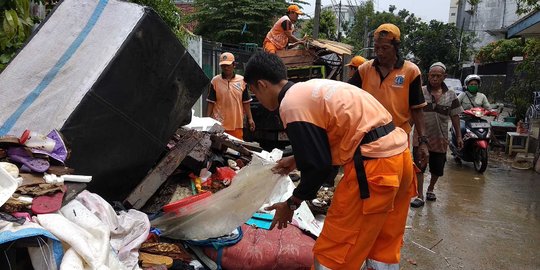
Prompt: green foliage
<box><xmin>128</xmin><ymin>0</ymin><xmax>189</xmax><ymax>43</ymax></box>
<box><xmin>507</xmin><ymin>38</ymin><xmax>540</xmax><ymax>121</ymax></box>
<box><xmin>407</xmin><ymin>20</ymin><xmax>474</xmax><ymax>75</ymax></box>
<box><xmin>192</xmin><ymin>0</ymin><xmax>306</xmax><ymax>45</ymax></box>
<box><xmin>300</xmin><ymin>9</ymin><xmax>337</xmax><ymax>40</ymax></box>
<box><xmin>0</xmin><ymin>0</ymin><xmax>34</xmax><ymax>71</ymax></box>
<box><xmin>516</xmin><ymin>0</ymin><xmax>540</xmax><ymax>15</ymax></box>
<box><xmin>341</xmin><ymin>0</ymin><xmax>373</xmax><ymax>53</ymax></box>
<box><xmin>467</xmin><ymin>0</ymin><xmax>482</xmax><ymax>6</ymax></box>
<box><xmin>344</xmin><ymin>1</ymin><xmax>473</xmax><ymax>75</ymax></box>
<box><xmin>476</xmin><ymin>38</ymin><xmax>525</xmax><ymax>63</ymax></box>
<box><xmin>345</xmin><ymin>2</ymin><xmax>425</xmax><ymax>56</ymax></box>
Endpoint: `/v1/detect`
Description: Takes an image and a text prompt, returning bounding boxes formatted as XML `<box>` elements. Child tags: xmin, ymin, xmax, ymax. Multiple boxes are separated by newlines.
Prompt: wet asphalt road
<box><xmin>400</xmin><ymin>154</ymin><xmax>540</xmax><ymax>269</ymax></box>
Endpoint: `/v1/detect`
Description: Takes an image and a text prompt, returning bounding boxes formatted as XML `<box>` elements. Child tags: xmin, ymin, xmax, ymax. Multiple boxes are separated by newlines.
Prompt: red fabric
<box><xmin>204</xmin><ymin>224</ymin><xmax>314</xmax><ymax>270</ymax></box>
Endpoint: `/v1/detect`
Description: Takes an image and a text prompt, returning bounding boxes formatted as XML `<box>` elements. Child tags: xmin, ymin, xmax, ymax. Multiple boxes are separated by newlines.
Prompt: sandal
<box><xmin>410</xmin><ymin>198</ymin><xmax>425</xmax><ymax>208</ymax></box>
<box><xmin>426</xmin><ymin>191</ymin><xmax>437</xmax><ymax>201</ymax></box>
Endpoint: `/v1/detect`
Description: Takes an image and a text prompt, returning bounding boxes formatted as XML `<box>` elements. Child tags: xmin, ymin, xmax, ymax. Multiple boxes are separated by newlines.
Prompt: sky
<box><xmin>303</xmin><ymin>0</ymin><xmax>451</xmax><ymax>23</ymax></box>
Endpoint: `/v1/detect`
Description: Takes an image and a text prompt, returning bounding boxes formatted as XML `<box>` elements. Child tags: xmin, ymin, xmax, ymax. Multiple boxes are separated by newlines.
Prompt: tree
<box><xmin>300</xmin><ymin>9</ymin><xmax>337</xmax><ymax>40</ymax></box>
<box><xmin>345</xmin><ymin>2</ymin><xmax>474</xmax><ymax>76</ymax></box>
<box><xmin>192</xmin><ymin>0</ymin><xmax>306</xmax><ymax>45</ymax></box>
<box><xmin>128</xmin><ymin>0</ymin><xmax>189</xmax><ymax>43</ymax></box>
<box><xmin>0</xmin><ymin>0</ymin><xmax>35</xmax><ymax>71</ymax></box>
<box><xmin>476</xmin><ymin>38</ymin><xmax>525</xmax><ymax>63</ymax></box>
<box><xmin>344</xmin><ymin>1</ymin><xmax>423</xmax><ymax>56</ymax></box>
<box><xmin>507</xmin><ymin>38</ymin><xmax>540</xmax><ymax>121</ymax></box>
<box><xmin>516</xmin><ymin>0</ymin><xmax>540</xmax><ymax>15</ymax></box>
<box><xmin>407</xmin><ymin>20</ymin><xmax>475</xmax><ymax>76</ymax></box>
<box><xmin>342</xmin><ymin>0</ymin><xmax>374</xmax><ymax>53</ymax></box>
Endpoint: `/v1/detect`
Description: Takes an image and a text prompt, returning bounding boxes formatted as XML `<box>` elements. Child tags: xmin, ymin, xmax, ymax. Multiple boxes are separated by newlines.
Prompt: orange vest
<box><xmin>265</xmin><ymin>15</ymin><xmax>293</xmax><ymax>50</ymax></box>
<box><xmin>209</xmin><ymin>75</ymin><xmax>248</xmax><ymax>130</ymax></box>
<box><xmin>358</xmin><ymin>60</ymin><xmax>423</xmax><ymax>134</ymax></box>
<box><xmin>279</xmin><ymin>79</ymin><xmax>408</xmax><ymax>164</ymax></box>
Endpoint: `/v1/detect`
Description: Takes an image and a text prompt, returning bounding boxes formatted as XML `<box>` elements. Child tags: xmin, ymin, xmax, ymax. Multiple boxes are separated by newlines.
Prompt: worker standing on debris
<box><xmin>244</xmin><ymin>51</ymin><xmax>416</xmax><ymax>270</ymax></box>
<box><xmin>206</xmin><ymin>52</ymin><xmax>255</xmax><ymax>139</ymax></box>
<box><xmin>263</xmin><ymin>5</ymin><xmax>305</xmax><ymax>53</ymax></box>
<box><xmin>346</xmin><ymin>55</ymin><xmax>366</xmax><ymax>78</ymax></box>
<box><xmin>348</xmin><ymin>23</ymin><xmax>429</xmax><ymax>169</ymax></box>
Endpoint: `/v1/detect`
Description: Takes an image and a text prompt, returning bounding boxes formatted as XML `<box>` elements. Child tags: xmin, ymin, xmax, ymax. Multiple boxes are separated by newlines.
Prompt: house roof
<box><xmin>506</xmin><ymin>10</ymin><xmax>540</xmax><ymax>38</ymax></box>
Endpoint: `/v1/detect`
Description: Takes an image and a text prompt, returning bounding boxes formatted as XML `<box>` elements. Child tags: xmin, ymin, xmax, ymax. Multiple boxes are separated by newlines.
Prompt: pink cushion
<box><xmin>204</xmin><ymin>224</ymin><xmax>315</xmax><ymax>270</ymax></box>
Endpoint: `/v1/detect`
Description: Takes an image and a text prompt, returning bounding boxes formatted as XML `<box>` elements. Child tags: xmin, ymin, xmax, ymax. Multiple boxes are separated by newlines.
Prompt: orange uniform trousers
<box><xmin>225</xmin><ymin>128</ymin><xmax>243</xmax><ymax>140</ymax></box>
<box><xmin>313</xmin><ymin>148</ymin><xmax>416</xmax><ymax>269</ymax></box>
<box><xmin>263</xmin><ymin>38</ymin><xmax>278</xmax><ymax>54</ymax></box>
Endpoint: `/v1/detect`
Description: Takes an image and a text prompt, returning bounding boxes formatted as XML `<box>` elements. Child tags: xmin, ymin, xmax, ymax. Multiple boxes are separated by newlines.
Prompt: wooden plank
<box><xmin>124</xmin><ymin>128</ymin><xmax>203</xmax><ymax>209</ymax></box>
<box><xmin>281</xmin><ymin>55</ymin><xmax>316</xmax><ymax>66</ymax></box>
<box><xmin>309</xmin><ymin>39</ymin><xmax>353</xmax><ymax>55</ymax></box>
<box><xmin>276</xmin><ymin>49</ymin><xmax>311</xmax><ymax>58</ymax></box>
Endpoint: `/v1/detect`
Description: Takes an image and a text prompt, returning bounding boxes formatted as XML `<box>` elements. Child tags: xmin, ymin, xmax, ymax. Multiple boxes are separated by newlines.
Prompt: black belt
<box><xmin>353</xmin><ymin>122</ymin><xmax>395</xmax><ymax>199</ymax></box>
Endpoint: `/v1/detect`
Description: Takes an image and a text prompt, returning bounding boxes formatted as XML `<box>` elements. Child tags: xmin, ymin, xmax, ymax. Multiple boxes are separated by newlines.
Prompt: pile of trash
<box><xmin>0</xmin><ymin>130</ymin><xmax>87</xmax><ymax>217</ymax></box>
<box><xmin>0</xmin><ymin>124</ymin><xmax>322</xmax><ymax>269</ymax></box>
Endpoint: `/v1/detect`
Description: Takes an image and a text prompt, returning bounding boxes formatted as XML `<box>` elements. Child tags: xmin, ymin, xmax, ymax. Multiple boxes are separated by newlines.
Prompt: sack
<box><xmin>151</xmin><ymin>156</ymin><xmax>288</xmax><ymax>240</ymax></box>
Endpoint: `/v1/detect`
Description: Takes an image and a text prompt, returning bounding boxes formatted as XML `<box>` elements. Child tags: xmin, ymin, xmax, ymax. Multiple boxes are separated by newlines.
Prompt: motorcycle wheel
<box><xmin>473</xmin><ymin>147</ymin><xmax>488</xmax><ymax>173</ymax></box>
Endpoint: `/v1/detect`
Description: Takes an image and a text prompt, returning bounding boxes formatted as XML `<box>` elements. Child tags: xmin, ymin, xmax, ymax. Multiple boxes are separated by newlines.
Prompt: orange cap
<box><xmin>287</xmin><ymin>5</ymin><xmax>303</xmax><ymax>15</ymax></box>
<box><xmin>374</xmin><ymin>23</ymin><xmax>401</xmax><ymax>42</ymax></box>
<box><xmin>219</xmin><ymin>52</ymin><xmax>235</xmax><ymax>65</ymax></box>
<box><xmin>345</xmin><ymin>56</ymin><xmax>367</xmax><ymax>68</ymax></box>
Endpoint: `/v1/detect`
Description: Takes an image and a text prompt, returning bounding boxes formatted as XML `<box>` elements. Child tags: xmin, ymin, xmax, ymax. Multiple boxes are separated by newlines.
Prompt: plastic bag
<box><xmin>151</xmin><ymin>156</ymin><xmax>288</xmax><ymax>240</ymax></box>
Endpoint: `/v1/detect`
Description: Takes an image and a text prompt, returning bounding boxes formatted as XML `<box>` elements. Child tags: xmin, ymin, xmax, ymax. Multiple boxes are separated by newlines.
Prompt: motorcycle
<box><xmin>450</xmin><ymin>107</ymin><xmax>498</xmax><ymax>173</ymax></box>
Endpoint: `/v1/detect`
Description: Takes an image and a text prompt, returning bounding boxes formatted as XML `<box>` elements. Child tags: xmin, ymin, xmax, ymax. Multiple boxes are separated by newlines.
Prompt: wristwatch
<box><xmin>418</xmin><ymin>136</ymin><xmax>429</xmax><ymax>145</ymax></box>
<box><xmin>286</xmin><ymin>197</ymin><xmax>301</xmax><ymax>211</ymax></box>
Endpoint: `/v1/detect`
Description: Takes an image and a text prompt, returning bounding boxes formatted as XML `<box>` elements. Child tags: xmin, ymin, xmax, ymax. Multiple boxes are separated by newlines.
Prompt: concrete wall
<box><xmin>449</xmin><ymin>0</ymin><xmax>459</xmax><ymax>24</ymax></box>
<box><xmin>461</xmin><ymin>0</ymin><xmax>523</xmax><ymax>50</ymax></box>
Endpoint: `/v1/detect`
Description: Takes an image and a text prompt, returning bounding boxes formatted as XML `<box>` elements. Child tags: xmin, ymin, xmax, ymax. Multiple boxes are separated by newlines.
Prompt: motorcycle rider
<box><xmin>453</xmin><ymin>74</ymin><xmax>491</xmax><ymax>165</ymax></box>
<box><xmin>458</xmin><ymin>74</ymin><xmax>491</xmax><ymax>110</ymax></box>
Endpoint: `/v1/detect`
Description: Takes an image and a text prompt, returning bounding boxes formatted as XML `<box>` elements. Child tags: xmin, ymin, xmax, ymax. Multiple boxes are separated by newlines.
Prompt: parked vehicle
<box><xmin>444</xmin><ymin>78</ymin><xmax>463</xmax><ymax>96</ymax></box>
<box><xmin>450</xmin><ymin>107</ymin><xmax>498</xmax><ymax>173</ymax></box>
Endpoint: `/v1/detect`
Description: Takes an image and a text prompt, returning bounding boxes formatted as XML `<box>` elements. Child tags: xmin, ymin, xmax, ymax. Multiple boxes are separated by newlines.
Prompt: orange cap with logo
<box><xmin>287</xmin><ymin>5</ymin><xmax>303</xmax><ymax>15</ymax></box>
<box><xmin>219</xmin><ymin>52</ymin><xmax>235</xmax><ymax>65</ymax></box>
<box><xmin>374</xmin><ymin>23</ymin><xmax>401</xmax><ymax>42</ymax></box>
<box><xmin>345</xmin><ymin>56</ymin><xmax>367</xmax><ymax>68</ymax></box>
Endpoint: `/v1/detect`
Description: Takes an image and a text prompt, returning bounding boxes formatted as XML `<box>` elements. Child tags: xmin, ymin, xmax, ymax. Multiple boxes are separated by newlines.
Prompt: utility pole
<box><xmin>337</xmin><ymin>0</ymin><xmax>342</xmax><ymax>41</ymax></box>
<box><xmin>313</xmin><ymin>0</ymin><xmax>321</xmax><ymax>39</ymax></box>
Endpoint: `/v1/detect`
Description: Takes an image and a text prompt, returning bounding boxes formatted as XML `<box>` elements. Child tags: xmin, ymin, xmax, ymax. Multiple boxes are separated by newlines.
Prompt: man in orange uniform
<box><xmin>263</xmin><ymin>5</ymin><xmax>305</xmax><ymax>53</ymax></box>
<box><xmin>244</xmin><ymin>51</ymin><xmax>416</xmax><ymax>270</ymax></box>
<box><xmin>346</xmin><ymin>55</ymin><xmax>367</xmax><ymax>78</ymax></box>
<box><xmin>206</xmin><ymin>52</ymin><xmax>255</xmax><ymax>139</ymax></box>
<box><xmin>348</xmin><ymin>23</ymin><xmax>429</xmax><ymax>167</ymax></box>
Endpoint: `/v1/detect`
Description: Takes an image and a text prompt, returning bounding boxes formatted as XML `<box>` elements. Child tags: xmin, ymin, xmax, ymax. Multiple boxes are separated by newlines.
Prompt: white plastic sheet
<box><xmin>151</xmin><ymin>156</ymin><xmax>289</xmax><ymax>240</ymax></box>
<box><xmin>36</xmin><ymin>190</ymin><xmax>149</xmax><ymax>270</ymax></box>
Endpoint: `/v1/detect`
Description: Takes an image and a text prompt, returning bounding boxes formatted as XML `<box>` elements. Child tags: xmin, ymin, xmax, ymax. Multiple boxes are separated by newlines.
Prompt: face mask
<box><xmin>467</xmin><ymin>85</ymin><xmax>479</xmax><ymax>94</ymax></box>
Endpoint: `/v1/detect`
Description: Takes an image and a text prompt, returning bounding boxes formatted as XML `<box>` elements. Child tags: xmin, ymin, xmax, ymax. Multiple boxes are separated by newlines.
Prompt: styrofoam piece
<box><xmin>44</xmin><ymin>174</ymin><xmax>64</xmax><ymax>184</ymax></box>
<box><xmin>184</xmin><ymin>116</ymin><xmax>222</xmax><ymax>132</ymax></box>
<box><xmin>62</xmin><ymin>175</ymin><xmax>92</xmax><ymax>183</ymax></box>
